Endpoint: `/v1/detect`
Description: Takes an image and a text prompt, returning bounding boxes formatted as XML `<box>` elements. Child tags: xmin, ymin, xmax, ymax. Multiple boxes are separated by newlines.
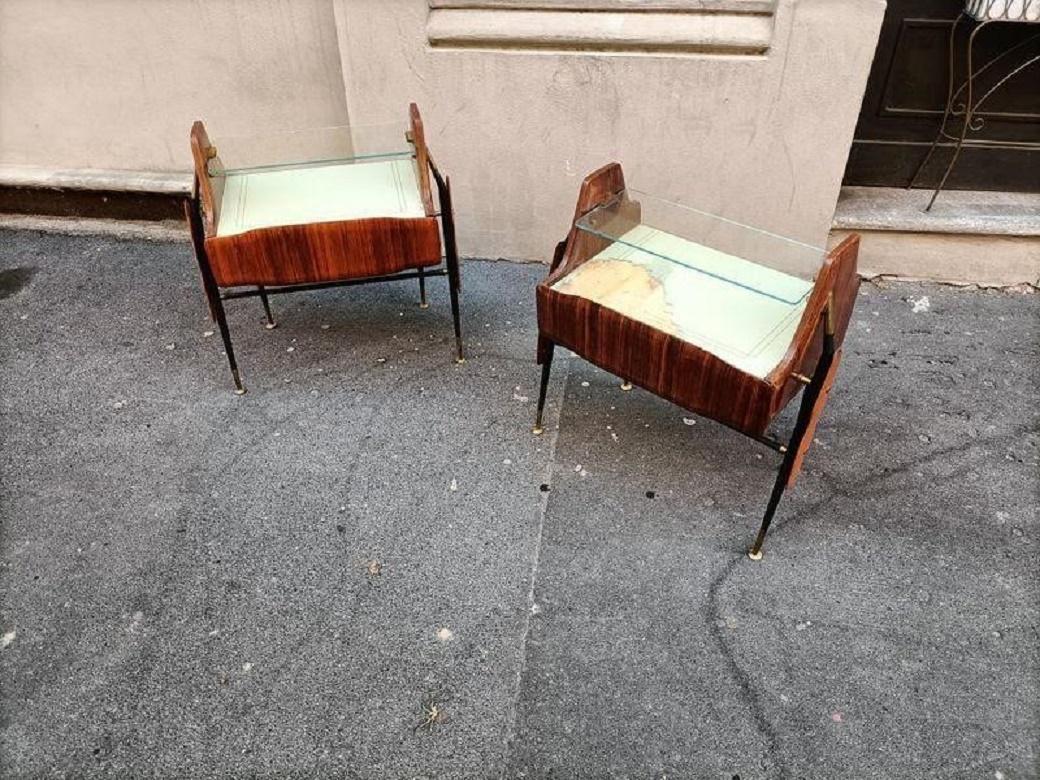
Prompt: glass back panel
<box><xmin>574</xmin><ymin>189</ymin><xmax>825</xmax><ymax>305</ymax></box>
<box><xmin>207</xmin><ymin>122</ymin><xmax>414</xmax><ymax>177</ymax></box>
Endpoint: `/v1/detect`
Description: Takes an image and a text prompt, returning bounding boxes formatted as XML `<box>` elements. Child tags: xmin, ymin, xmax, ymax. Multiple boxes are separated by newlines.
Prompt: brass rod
<box><xmin>755</xmin><ymin>434</ymin><xmax>788</xmax><ymax>454</ymax></box>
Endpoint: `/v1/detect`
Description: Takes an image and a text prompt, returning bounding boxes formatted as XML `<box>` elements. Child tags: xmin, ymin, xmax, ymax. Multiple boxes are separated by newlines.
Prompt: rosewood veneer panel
<box><xmin>204</xmin><ymin>216</ymin><xmax>442</xmax><ymax>288</ymax></box>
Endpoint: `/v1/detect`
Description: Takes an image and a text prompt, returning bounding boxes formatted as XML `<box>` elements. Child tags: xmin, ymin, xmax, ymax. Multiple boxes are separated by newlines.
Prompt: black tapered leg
<box><xmin>447</xmin><ymin>264</ymin><xmax>463</xmax><ymax>363</ymax></box>
<box><xmin>258</xmin><ymin>286</ymin><xmax>276</xmax><ymax>329</ymax></box>
<box><xmin>185</xmin><ymin>194</ymin><xmax>246</xmax><ymax>394</ymax></box>
<box><xmin>533</xmin><ymin>341</ymin><xmax>555</xmax><ymax>435</ymax></box>
<box><xmin>747</xmin><ymin>338</ymin><xmax>836</xmax><ymax>559</ymax></box>
<box><xmin>418</xmin><ymin>266</ymin><xmax>429</xmax><ymax>308</ymax></box>
<box><xmin>747</xmin><ymin>453</ymin><xmax>799</xmax><ymax>561</ymax></box>
<box><xmin>212</xmin><ymin>293</ymin><xmax>246</xmax><ymax>395</ymax></box>
<box><xmin>439</xmin><ymin>175</ymin><xmax>464</xmax><ymax>363</ymax></box>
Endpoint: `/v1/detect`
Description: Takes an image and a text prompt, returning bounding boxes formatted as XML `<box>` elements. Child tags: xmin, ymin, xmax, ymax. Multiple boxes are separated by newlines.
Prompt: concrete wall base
<box><xmin>829</xmin><ymin>229</ymin><xmax>1040</xmax><ymax>289</ymax></box>
<box><xmin>4</xmin><ymin>212</ymin><xmax>1035</xmax><ymax>293</ymax></box>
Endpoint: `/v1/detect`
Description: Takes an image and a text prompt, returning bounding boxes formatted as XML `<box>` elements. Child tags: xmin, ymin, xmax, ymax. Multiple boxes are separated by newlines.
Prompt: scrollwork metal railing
<box><xmin>965</xmin><ymin>0</ymin><xmax>1040</xmax><ymax>22</ymax></box>
<box><xmin>908</xmin><ymin>1</ymin><xmax>1040</xmax><ymax>209</ymax></box>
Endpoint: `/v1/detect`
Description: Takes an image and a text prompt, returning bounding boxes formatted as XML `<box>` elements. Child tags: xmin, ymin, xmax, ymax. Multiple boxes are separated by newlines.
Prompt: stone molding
<box><xmin>427</xmin><ymin>1</ymin><xmax>776</xmax><ymax>54</ymax></box>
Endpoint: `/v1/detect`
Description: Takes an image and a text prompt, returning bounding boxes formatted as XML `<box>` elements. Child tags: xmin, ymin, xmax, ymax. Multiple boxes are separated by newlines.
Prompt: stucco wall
<box><xmin>0</xmin><ymin>0</ymin><xmax>348</xmax><ymax>171</ymax></box>
<box><xmin>0</xmin><ymin>0</ymin><xmax>885</xmax><ymax>263</ymax></box>
<box><xmin>334</xmin><ymin>0</ymin><xmax>886</xmax><ymax>260</ymax></box>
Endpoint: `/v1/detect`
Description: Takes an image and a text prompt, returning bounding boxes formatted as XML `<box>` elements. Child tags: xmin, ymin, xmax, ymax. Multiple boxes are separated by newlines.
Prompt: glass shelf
<box><xmin>204</xmin><ymin>121</ymin><xmax>428</xmax><ymax>238</ymax></box>
<box><xmin>574</xmin><ymin>189</ymin><xmax>823</xmax><ymax>305</ymax></box>
<box><xmin>206</xmin><ymin>121</ymin><xmax>415</xmax><ymax>178</ymax></box>
<box><xmin>560</xmin><ymin>189</ymin><xmax>825</xmax><ymax>379</ymax></box>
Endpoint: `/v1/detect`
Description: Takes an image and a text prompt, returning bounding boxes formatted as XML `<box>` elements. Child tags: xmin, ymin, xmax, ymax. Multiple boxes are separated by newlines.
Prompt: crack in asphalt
<box><xmin>499</xmin><ymin>355</ymin><xmax>569</xmax><ymax>776</ymax></box>
<box><xmin>703</xmin><ymin>425</ymin><xmax>1035</xmax><ymax>778</ymax></box>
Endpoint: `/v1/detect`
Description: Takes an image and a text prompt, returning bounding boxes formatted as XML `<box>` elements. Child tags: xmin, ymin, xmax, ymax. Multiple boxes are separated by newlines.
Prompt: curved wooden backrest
<box><xmin>189</xmin><ymin>120</ymin><xmax>222</xmax><ymax>237</ymax></box>
<box><xmin>545</xmin><ymin>161</ymin><xmax>627</xmax><ymax>284</ymax></box>
<box><xmin>570</xmin><ymin>162</ymin><xmax>627</xmax><ymax>225</ymax></box>
<box><xmin>409</xmin><ymin>103</ymin><xmax>436</xmax><ymax>217</ymax></box>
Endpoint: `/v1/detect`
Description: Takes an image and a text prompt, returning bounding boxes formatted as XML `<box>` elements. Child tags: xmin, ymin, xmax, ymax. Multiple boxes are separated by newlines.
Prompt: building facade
<box><xmin>1</xmin><ymin>1</ymin><xmax>1036</xmax><ymax>284</ymax></box>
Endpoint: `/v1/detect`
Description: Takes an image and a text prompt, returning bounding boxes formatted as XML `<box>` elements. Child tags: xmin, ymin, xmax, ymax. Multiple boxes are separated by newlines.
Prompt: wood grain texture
<box><xmin>537</xmin><ymin>286</ymin><xmax>784</xmax><ymax>434</ymax></box>
<box><xmin>543</xmin><ymin>162</ymin><xmax>628</xmax><ymax>289</ymax></box>
<box><xmin>409</xmin><ymin>103</ymin><xmax>436</xmax><ymax>216</ymax></box>
<box><xmin>537</xmin><ymin>162</ymin><xmax>861</xmax><ymax>437</ymax></box>
<box><xmin>184</xmin><ymin>192</ymin><xmax>217</xmax><ymax>320</ymax></box>
<box><xmin>785</xmin><ymin>348</ymin><xmax>842</xmax><ymax>488</ymax></box>
<box><xmin>189</xmin><ymin>121</ymin><xmax>222</xmax><ymax>237</ymax></box>
<box><xmin>204</xmin><ymin>217</ymin><xmax>442</xmax><ymax>287</ymax></box>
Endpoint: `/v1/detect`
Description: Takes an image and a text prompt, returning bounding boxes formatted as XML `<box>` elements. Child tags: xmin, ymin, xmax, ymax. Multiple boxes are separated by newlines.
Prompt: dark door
<box><xmin>843</xmin><ymin>0</ymin><xmax>1040</xmax><ymax>192</ymax></box>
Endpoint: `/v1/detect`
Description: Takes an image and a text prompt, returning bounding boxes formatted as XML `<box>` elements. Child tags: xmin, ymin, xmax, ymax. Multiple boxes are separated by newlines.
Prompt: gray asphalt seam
<box><xmin>500</xmin><ymin>354</ymin><xmax>569</xmax><ymax>772</ymax></box>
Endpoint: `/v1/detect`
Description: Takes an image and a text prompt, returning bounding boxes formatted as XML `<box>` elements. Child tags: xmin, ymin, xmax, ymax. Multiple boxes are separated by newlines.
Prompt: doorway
<box><xmin>843</xmin><ymin>0</ymin><xmax>1040</xmax><ymax>192</ymax></box>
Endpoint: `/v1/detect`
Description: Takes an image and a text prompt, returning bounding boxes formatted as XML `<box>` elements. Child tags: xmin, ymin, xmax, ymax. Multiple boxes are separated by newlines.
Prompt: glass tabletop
<box><xmin>573</xmin><ymin>189</ymin><xmax>824</xmax><ymax>306</ymax></box>
<box><xmin>206</xmin><ymin>121</ymin><xmax>415</xmax><ymax>178</ymax></box>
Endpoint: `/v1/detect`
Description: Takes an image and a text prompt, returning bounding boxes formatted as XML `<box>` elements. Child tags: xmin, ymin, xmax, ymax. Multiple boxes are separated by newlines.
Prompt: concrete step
<box><xmin>0</xmin><ymin>166</ymin><xmax>190</xmax><ymax>222</ymax></box>
<box><xmin>830</xmin><ymin>186</ymin><xmax>1040</xmax><ymax>288</ymax></box>
<box><xmin>0</xmin><ymin>213</ymin><xmax>187</xmax><ymax>242</ymax></box>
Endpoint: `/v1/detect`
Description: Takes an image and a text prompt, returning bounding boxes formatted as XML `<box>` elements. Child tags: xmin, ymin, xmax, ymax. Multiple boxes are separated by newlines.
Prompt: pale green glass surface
<box><xmin>216</xmin><ymin>158</ymin><xmax>426</xmax><ymax>238</ymax></box>
<box><xmin>560</xmin><ymin>189</ymin><xmax>825</xmax><ymax>378</ymax></box>
<box><xmin>574</xmin><ymin>189</ymin><xmax>823</xmax><ymax>305</ymax></box>
<box><xmin>206</xmin><ymin>120</ymin><xmax>428</xmax><ymax>237</ymax></box>
<box><xmin>551</xmin><ymin>244</ymin><xmax>806</xmax><ymax>379</ymax></box>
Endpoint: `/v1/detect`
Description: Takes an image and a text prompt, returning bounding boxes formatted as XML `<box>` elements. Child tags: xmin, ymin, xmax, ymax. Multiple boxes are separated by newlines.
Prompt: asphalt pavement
<box><xmin>0</xmin><ymin>230</ymin><xmax>1036</xmax><ymax>778</ymax></box>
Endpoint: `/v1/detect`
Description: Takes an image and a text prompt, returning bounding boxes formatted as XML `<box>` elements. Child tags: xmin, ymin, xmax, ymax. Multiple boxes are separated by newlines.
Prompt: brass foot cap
<box><xmin>533</xmin><ymin>426</ymin><xmax>544</xmax><ymax>436</ymax></box>
<box><xmin>264</xmin><ymin>322</ymin><xmax>278</xmax><ymax>330</ymax></box>
<box><xmin>620</xmin><ymin>382</ymin><xmax>633</xmax><ymax>391</ymax></box>
<box><xmin>234</xmin><ymin>388</ymin><xmax>247</xmax><ymax>396</ymax></box>
<box><xmin>747</xmin><ymin>549</ymin><xmax>763</xmax><ymax>561</ymax></box>
<box><xmin>419</xmin><ymin>302</ymin><xmax>430</xmax><ymax>309</ymax></box>
<box><xmin>455</xmin><ymin>357</ymin><xmax>466</xmax><ymax>364</ymax></box>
